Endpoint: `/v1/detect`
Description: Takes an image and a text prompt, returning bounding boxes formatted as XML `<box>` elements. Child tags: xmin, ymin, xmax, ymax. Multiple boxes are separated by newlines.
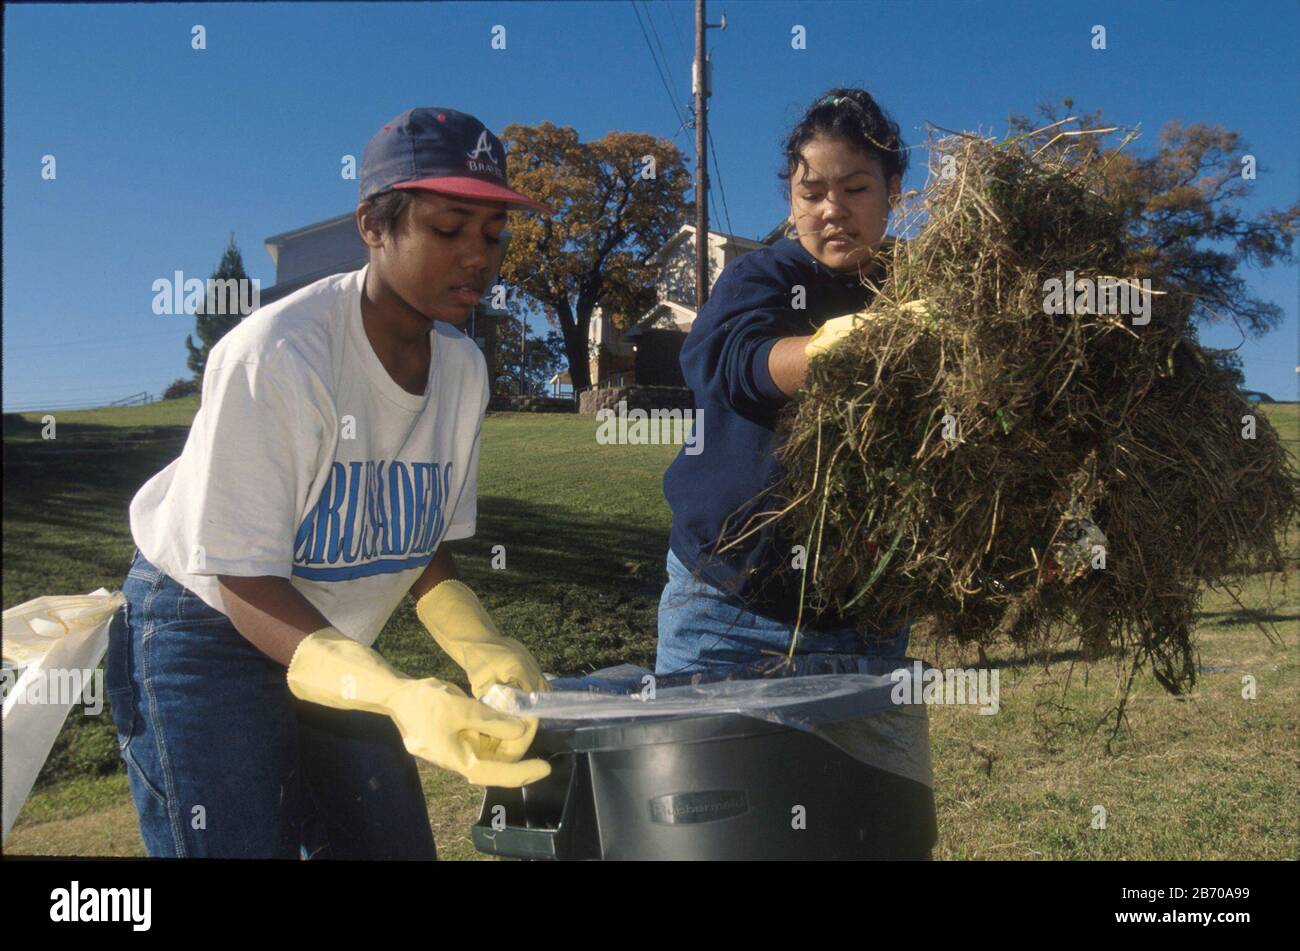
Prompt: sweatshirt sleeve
<box><xmin>679</xmin><ymin>257</ymin><xmax>810</xmax><ymax>416</ymax></box>
<box><xmin>182</xmin><ymin>355</ymin><xmax>328</xmax><ymax>577</ymax></box>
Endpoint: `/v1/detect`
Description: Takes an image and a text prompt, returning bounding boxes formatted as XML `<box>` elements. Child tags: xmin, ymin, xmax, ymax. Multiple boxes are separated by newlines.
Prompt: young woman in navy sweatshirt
<box><xmin>658</xmin><ymin>88</ymin><xmax>912</xmax><ymax>674</ymax></box>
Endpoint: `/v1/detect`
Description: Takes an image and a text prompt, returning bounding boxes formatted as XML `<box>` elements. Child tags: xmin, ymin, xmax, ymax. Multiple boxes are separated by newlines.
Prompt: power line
<box><xmin>4</xmin><ymin>381</ymin><xmax>174</xmax><ymax>405</ymax></box>
<box><xmin>650</xmin><ymin>0</ymin><xmax>722</xmax><ymax>231</ymax></box>
<box><xmin>660</xmin><ymin>0</ymin><xmax>692</xmax><ymax>65</ymax></box>
<box><xmin>2</xmin><ymin>368</ymin><xmax>189</xmax><ymax>400</ymax></box>
<box><xmin>4</xmin><ymin>398</ymin><xmax>155</xmax><ymax>413</ymax></box>
<box><xmin>4</xmin><ymin>380</ymin><xmax>179</xmax><ymax>406</ymax></box>
<box><xmin>637</xmin><ymin>0</ymin><xmax>688</xmax><ymax>124</ymax></box>
<box><xmin>630</xmin><ymin>1</ymin><xmax>688</xmax><ymax>136</ymax></box>
<box><xmin>4</xmin><ymin>387</ymin><xmax>159</xmax><ymax>404</ymax></box>
<box><xmin>668</xmin><ymin>2</ymin><xmax>732</xmax><ymax>237</ymax></box>
<box><xmin>641</xmin><ymin>0</ymin><xmax>683</xmax><ymax>116</ymax></box>
<box><xmin>4</xmin><ymin>362</ymin><xmax>190</xmax><ymax>385</ymax></box>
<box><xmin>707</xmin><ymin>125</ymin><xmax>735</xmax><ymax>236</ymax></box>
<box><xmin>4</xmin><ymin>329</ymin><xmax>188</xmax><ymax>354</ymax></box>
<box><xmin>634</xmin><ymin>0</ymin><xmax>728</xmax><ymax>239</ymax></box>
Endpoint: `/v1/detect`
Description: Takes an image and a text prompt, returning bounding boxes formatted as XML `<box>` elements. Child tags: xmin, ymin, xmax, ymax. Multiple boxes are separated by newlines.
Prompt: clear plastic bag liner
<box><xmin>2</xmin><ymin>589</ymin><xmax>124</xmax><ymax>845</ymax></box>
<box><xmin>482</xmin><ymin>653</ymin><xmax>933</xmax><ymax>788</ymax></box>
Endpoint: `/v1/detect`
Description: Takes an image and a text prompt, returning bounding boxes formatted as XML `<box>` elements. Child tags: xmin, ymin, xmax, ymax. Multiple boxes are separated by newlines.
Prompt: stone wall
<box><xmin>578</xmin><ymin>385</ymin><xmax>695</xmax><ymax>416</ymax></box>
<box><xmin>487</xmin><ymin>395</ymin><xmax>577</xmax><ymax>414</ymax></box>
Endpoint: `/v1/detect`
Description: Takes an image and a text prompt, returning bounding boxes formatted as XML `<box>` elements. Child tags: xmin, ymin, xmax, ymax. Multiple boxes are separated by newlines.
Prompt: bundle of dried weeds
<box><xmin>763</xmin><ymin>126</ymin><xmax>1298</xmax><ymax>694</ymax></box>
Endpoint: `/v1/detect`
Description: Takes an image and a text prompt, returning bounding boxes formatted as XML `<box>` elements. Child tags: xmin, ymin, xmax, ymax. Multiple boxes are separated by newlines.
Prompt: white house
<box><xmin>259</xmin><ymin>213</ymin><xmax>512</xmax><ymax>381</ymax></box>
<box><xmin>586</xmin><ymin>223</ymin><xmax>781</xmax><ymax>388</ymax></box>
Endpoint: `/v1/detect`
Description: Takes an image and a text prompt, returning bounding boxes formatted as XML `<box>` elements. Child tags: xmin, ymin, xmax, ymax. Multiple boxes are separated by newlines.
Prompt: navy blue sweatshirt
<box><xmin>664</xmin><ymin>236</ymin><xmax>884</xmax><ymax>627</ymax></box>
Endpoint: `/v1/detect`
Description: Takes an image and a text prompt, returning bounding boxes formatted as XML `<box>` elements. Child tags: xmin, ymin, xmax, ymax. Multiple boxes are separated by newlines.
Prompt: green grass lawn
<box><xmin>2</xmin><ymin>401</ymin><xmax>1296</xmax><ymax>859</ymax></box>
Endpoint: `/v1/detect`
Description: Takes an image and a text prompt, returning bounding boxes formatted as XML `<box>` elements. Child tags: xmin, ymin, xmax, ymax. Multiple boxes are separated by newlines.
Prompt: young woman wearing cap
<box><xmin>657</xmin><ymin>88</ymin><xmax>915</xmax><ymax>674</ymax></box>
<box><xmin>106</xmin><ymin>107</ymin><xmax>554</xmax><ymax>859</ymax></box>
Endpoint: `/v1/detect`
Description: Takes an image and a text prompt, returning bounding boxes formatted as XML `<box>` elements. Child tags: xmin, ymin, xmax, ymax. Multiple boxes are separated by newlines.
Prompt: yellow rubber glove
<box><xmin>287</xmin><ymin>627</ymin><xmax>550</xmax><ymax>788</ymax></box>
<box><xmin>804</xmin><ymin>299</ymin><xmax>931</xmax><ymax>361</ymax></box>
<box><xmin>416</xmin><ymin>580</ymin><xmax>549</xmax><ymax>699</ymax></box>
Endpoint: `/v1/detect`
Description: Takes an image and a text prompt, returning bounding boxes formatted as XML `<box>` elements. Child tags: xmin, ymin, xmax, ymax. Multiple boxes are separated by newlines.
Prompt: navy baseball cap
<box><xmin>359</xmin><ymin>107</ymin><xmax>553</xmax><ymax>214</ymax></box>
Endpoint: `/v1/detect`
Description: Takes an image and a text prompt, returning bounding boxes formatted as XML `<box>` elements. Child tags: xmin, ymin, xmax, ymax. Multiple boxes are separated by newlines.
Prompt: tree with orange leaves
<box><xmin>498</xmin><ymin>121</ymin><xmax>692</xmax><ymax>392</ymax></box>
<box><xmin>1008</xmin><ymin>99</ymin><xmax>1298</xmax><ymax>342</ymax></box>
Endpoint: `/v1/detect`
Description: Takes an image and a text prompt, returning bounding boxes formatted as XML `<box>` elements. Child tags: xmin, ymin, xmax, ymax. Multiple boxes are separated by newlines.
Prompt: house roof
<box><xmin>259</xmin><ymin>259</ymin><xmax>366</xmax><ymax>306</ymax></box>
<box><xmin>623</xmin><ymin>223</ymin><xmax>786</xmax><ymax>331</ymax></box>
<box><xmin>624</xmin><ymin>300</ymin><xmax>695</xmax><ymax>338</ymax></box>
<box><xmin>259</xmin><ymin>256</ymin><xmax>510</xmax><ymax>315</ymax></box>
<box><xmin>643</xmin><ymin>224</ymin><xmax>768</xmax><ymax>266</ymax></box>
<box><xmin>760</xmin><ymin>220</ymin><xmax>793</xmax><ymax>245</ymax></box>
<box><xmin>263</xmin><ymin>212</ymin><xmax>356</xmax><ymax>267</ymax></box>
<box><xmin>260</xmin><ymin>211</ymin><xmax>513</xmax><ymax>312</ymax></box>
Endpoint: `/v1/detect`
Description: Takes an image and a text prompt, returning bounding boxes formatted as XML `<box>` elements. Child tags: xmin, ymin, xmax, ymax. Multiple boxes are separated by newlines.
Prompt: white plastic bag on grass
<box><xmin>2</xmin><ymin>589</ymin><xmax>124</xmax><ymax>845</ymax></box>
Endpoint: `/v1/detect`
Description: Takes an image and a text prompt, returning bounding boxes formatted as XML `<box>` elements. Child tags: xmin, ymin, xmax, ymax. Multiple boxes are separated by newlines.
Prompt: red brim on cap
<box><xmin>394</xmin><ymin>176</ymin><xmax>554</xmax><ymax>215</ymax></box>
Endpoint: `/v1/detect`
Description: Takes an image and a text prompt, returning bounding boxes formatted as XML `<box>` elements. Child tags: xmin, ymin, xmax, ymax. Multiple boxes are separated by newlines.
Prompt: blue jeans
<box><xmin>656</xmin><ymin>549</ymin><xmax>910</xmax><ymax>675</ymax></box>
<box><xmin>105</xmin><ymin>550</ymin><xmax>437</xmax><ymax>859</ymax></box>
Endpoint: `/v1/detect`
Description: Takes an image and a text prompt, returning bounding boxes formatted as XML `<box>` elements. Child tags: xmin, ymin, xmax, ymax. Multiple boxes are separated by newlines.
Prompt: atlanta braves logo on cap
<box><xmin>465</xmin><ymin>131</ymin><xmax>504</xmax><ymax>179</ymax></box>
<box><xmin>358</xmin><ymin>107</ymin><xmax>552</xmax><ymax>214</ymax></box>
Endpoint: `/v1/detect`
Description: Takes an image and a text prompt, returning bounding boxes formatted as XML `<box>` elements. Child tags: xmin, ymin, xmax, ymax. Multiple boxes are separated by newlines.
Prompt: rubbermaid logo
<box><xmin>649</xmin><ymin>790</ymin><xmax>748</xmax><ymax>824</ymax></box>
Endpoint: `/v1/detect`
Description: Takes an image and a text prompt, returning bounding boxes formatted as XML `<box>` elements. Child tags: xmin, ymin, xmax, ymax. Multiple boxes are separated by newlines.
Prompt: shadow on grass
<box><xmin>3</xmin><ymin>417</ymin><xmax>190</xmax><ymax>493</ymax></box>
<box><xmin>1194</xmin><ymin>608</ymin><xmax>1297</xmax><ymax>628</ymax></box>
<box><xmin>457</xmin><ymin>494</ymin><xmax>668</xmax><ymax>595</ymax></box>
<box><xmin>437</xmin><ymin>494</ymin><xmax>670</xmax><ymax>674</ymax></box>
<box><xmin>3</xmin><ymin>420</ymin><xmax>192</xmax><ymax>596</ymax></box>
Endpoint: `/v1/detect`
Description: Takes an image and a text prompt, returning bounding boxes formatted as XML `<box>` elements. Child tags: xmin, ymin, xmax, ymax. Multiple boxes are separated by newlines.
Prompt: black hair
<box><xmin>779</xmin><ymin>88</ymin><xmax>909</xmax><ymax>198</ymax></box>
<box><xmin>360</xmin><ymin>188</ymin><xmax>414</xmax><ymax>236</ymax></box>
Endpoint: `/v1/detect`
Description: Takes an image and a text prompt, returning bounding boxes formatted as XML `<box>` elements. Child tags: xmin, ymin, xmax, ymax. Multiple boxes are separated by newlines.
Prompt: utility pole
<box><xmin>519</xmin><ymin>314</ymin><xmax>527</xmax><ymax>396</ymax></box>
<box><xmin>693</xmin><ymin>0</ymin><xmax>726</xmax><ymax>311</ymax></box>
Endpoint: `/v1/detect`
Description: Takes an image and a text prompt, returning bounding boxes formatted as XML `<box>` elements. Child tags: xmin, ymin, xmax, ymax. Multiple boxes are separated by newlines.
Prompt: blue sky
<box><xmin>4</xmin><ymin>0</ymin><xmax>1297</xmax><ymax>411</ymax></box>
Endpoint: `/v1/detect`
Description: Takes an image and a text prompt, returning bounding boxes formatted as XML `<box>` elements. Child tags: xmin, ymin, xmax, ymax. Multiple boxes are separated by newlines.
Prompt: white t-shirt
<box><xmin>130</xmin><ymin>265</ymin><xmax>489</xmax><ymax>647</ymax></box>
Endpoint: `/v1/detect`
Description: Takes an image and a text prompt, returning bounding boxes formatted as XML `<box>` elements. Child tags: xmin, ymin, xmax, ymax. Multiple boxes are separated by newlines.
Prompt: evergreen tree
<box><xmin>185</xmin><ymin>233</ymin><xmax>255</xmax><ymax>380</ymax></box>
